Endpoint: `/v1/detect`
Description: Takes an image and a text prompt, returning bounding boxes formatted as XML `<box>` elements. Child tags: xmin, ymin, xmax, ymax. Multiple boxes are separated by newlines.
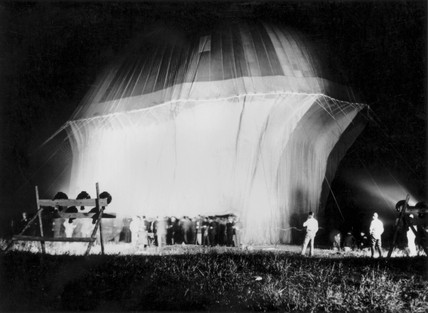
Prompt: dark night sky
<box><xmin>0</xmin><ymin>1</ymin><xmax>426</xmax><ymax>237</ymax></box>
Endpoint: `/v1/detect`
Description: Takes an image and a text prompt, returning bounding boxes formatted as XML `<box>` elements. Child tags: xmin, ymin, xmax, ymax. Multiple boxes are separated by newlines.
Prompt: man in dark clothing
<box><xmin>151</xmin><ymin>217</ymin><xmax>158</xmax><ymax>246</ymax></box>
<box><xmin>17</xmin><ymin>212</ymin><xmax>37</xmax><ymax>236</ymax></box>
<box><xmin>166</xmin><ymin>217</ymin><xmax>174</xmax><ymax>245</ymax></box>
<box><xmin>208</xmin><ymin>218</ymin><xmax>217</xmax><ymax>246</ymax></box>
<box><xmin>226</xmin><ymin>216</ymin><xmax>235</xmax><ymax>246</ymax></box>
<box><xmin>218</xmin><ymin>217</ymin><xmax>227</xmax><ymax>246</ymax></box>
<box><xmin>202</xmin><ymin>217</ymin><xmax>210</xmax><ymax>247</ymax></box>
<box><xmin>182</xmin><ymin>216</ymin><xmax>192</xmax><ymax>244</ymax></box>
<box><xmin>343</xmin><ymin>231</ymin><xmax>356</xmax><ymax>251</ymax></box>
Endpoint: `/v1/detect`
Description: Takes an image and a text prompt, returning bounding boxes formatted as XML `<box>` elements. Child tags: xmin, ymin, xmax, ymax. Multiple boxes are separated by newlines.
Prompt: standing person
<box><xmin>301</xmin><ymin>212</ymin><xmax>319</xmax><ymax>256</ymax></box>
<box><xmin>208</xmin><ymin>217</ymin><xmax>217</xmax><ymax>247</ymax></box>
<box><xmin>18</xmin><ymin>212</ymin><xmax>30</xmax><ymax>234</ymax></box>
<box><xmin>226</xmin><ymin>216</ymin><xmax>235</xmax><ymax>247</ymax></box>
<box><xmin>140</xmin><ymin>216</ymin><xmax>149</xmax><ymax>249</ymax></box>
<box><xmin>233</xmin><ymin>216</ymin><xmax>243</xmax><ymax>248</ymax></box>
<box><xmin>202</xmin><ymin>217</ymin><xmax>210</xmax><ymax>247</ymax></box>
<box><xmin>151</xmin><ymin>217</ymin><xmax>158</xmax><ymax>246</ymax></box>
<box><xmin>195</xmin><ymin>217</ymin><xmax>202</xmax><ymax>245</ymax></box>
<box><xmin>156</xmin><ymin>216</ymin><xmax>167</xmax><ymax>248</ymax></box>
<box><xmin>182</xmin><ymin>216</ymin><xmax>192</xmax><ymax>244</ymax></box>
<box><xmin>129</xmin><ymin>216</ymin><xmax>141</xmax><ymax>247</ymax></box>
<box><xmin>369</xmin><ymin>212</ymin><xmax>384</xmax><ymax>258</ymax></box>
<box><xmin>63</xmin><ymin>219</ymin><xmax>77</xmax><ymax>238</ymax></box>
<box><xmin>406</xmin><ymin>214</ymin><xmax>417</xmax><ymax>256</ymax></box>
<box><xmin>80</xmin><ymin>219</ymin><xmax>94</xmax><ymax>238</ymax></box>
<box><xmin>190</xmin><ymin>217</ymin><xmax>197</xmax><ymax>245</ymax></box>
<box><xmin>218</xmin><ymin>217</ymin><xmax>227</xmax><ymax>246</ymax></box>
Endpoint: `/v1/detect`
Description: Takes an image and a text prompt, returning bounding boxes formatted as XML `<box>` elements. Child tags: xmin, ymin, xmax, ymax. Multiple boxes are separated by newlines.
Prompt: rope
<box><xmin>276</xmin><ymin>227</ymin><xmax>304</xmax><ymax>232</ymax></box>
<box><xmin>276</xmin><ymin>226</ymin><xmax>324</xmax><ymax>232</ymax></box>
<box><xmin>324</xmin><ymin>176</ymin><xmax>345</xmax><ymax>221</ymax></box>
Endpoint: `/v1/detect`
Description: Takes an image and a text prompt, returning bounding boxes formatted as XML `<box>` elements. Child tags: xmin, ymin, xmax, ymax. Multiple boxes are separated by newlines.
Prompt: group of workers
<box><xmin>301</xmin><ymin>210</ymin><xmax>426</xmax><ymax>257</ymax></box>
<box><xmin>301</xmin><ymin>211</ymin><xmax>385</xmax><ymax>257</ymax></box>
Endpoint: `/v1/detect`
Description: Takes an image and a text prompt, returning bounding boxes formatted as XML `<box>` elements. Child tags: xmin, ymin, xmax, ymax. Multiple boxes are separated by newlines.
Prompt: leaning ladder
<box><xmin>3</xmin><ymin>182</ymin><xmax>109</xmax><ymax>256</ymax></box>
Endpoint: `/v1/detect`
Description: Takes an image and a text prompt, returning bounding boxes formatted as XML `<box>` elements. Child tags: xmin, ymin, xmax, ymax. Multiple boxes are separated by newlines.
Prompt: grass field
<box><xmin>0</xmin><ymin>242</ymin><xmax>427</xmax><ymax>312</ymax></box>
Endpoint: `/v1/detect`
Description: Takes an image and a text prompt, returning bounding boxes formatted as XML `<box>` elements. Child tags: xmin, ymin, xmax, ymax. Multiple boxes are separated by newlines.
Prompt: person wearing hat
<box><xmin>369</xmin><ymin>212</ymin><xmax>384</xmax><ymax>258</ymax></box>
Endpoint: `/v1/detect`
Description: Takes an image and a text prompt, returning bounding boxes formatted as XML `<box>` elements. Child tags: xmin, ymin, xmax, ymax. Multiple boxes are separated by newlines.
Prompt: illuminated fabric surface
<box><xmin>66</xmin><ymin>21</ymin><xmax>365</xmax><ymax>244</ymax></box>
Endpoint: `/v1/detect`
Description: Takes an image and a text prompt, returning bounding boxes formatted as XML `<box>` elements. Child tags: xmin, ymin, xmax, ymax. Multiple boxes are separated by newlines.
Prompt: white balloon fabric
<box><xmin>65</xmin><ymin>21</ymin><xmax>365</xmax><ymax>244</ymax></box>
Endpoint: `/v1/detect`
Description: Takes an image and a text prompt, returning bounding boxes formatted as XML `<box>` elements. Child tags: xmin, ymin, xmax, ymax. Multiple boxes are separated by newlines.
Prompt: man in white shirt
<box><xmin>406</xmin><ymin>214</ymin><xmax>417</xmax><ymax>256</ymax></box>
<box><xmin>63</xmin><ymin>219</ymin><xmax>77</xmax><ymax>238</ymax></box>
<box><xmin>369</xmin><ymin>212</ymin><xmax>384</xmax><ymax>258</ymax></box>
<box><xmin>129</xmin><ymin>216</ymin><xmax>141</xmax><ymax>247</ymax></box>
<box><xmin>301</xmin><ymin>212</ymin><xmax>319</xmax><ymax>256</ymax></box>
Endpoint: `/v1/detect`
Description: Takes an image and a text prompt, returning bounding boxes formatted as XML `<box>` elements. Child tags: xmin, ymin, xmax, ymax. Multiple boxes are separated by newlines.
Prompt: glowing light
<box><xmin>346</xmin><ymin>170</ymin><xmax>420</xmax><ymax>211</ymax></box>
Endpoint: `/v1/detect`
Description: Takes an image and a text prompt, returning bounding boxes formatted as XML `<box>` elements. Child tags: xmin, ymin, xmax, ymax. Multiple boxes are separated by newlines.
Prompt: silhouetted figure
<box><xmin>181</xmin><ymin>216</ymin><xmax>192</xmax><ymax>244</ymax></box>
<box><xmin>17</xmin><ymin>212</ymin><xmax>36</xmax><ymax>235</ymax></box>
<box><xmin>343</xmin><ymin>231</ymin><xmax>356</xmax><ymax>252</ymax></box>
<box><xmin>208</xmin><ymin>218</ymin><xmax>217</xmax><ymax>246</ymax></box>
<box><xmin>226</xmin><ymin>216</ymin><xmax>235</xmax><ymax>246</ymax></box>
<box><xmin>329</xmin><ymin>229</ymin><xmax>341</xmax><ymax>251</ymax></box>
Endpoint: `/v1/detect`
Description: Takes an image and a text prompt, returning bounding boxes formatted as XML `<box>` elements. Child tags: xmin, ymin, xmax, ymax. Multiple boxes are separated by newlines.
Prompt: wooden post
<box><xmin>84</xmin><ymin>206</ymin><xmax>106</xmax><ymax>256</ymax></box>
<box><xmin>387</xmin><ymin>194</ymin><xmax>409</xmax><ymax>258</ymax></box>
<box><xmin>96</xmin><ymin>182</ymin><xmax>104</xmax><ymax>255</ymax></box>
<box><xmin>35</xmin><ymin>186</ymin><xmax>46</xmax><ymax>254</ymax></box>
<box><xmin>84</xmin><ymin>183</ymin><xmax>105</xmax><ymax>256</ymax></box>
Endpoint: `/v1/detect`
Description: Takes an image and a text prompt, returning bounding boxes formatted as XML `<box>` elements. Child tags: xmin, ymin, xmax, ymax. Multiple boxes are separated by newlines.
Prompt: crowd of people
<box><xmin>11</xmin><ymin>204</ymin><xmax>426</xmax><ymax>257</ymax></box>
<box><xmin>11</xmin><ymin>211</ymin><xmax>244</xmax><ymax>248</ymax></box>
<box><xmin>124</xmin><ymin>215</ymin><xmax>242</xmax><ymax>249</ymax></box>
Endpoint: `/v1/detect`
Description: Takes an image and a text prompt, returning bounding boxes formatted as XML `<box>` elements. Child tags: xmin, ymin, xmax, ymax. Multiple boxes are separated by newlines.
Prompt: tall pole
<box><xmin>96</xmin><ymin>182</ymin><xmax>104</xmax><ymax>255</ymax></box>
<box><xmin>35</xmin><ymin>186</ymin><xmax>46</xmax><ymax>254</ymax></box>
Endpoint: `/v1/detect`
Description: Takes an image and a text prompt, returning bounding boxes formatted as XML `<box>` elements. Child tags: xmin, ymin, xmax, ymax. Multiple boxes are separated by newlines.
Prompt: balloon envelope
<box><xmin>66</xmin><ymin>21</ymin><xmax>365</xmax><ymax>244</ymax></box>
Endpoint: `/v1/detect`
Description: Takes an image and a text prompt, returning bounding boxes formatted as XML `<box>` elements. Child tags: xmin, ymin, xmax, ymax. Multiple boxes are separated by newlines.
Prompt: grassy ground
<box><xmin>0</xmin><ymin>242</ymin><xmax>427</xmax><ymax>312</ymax></box>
